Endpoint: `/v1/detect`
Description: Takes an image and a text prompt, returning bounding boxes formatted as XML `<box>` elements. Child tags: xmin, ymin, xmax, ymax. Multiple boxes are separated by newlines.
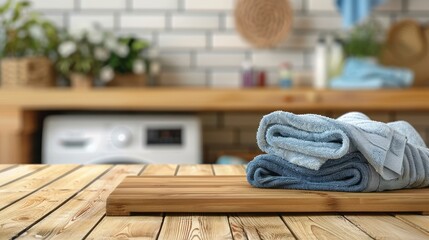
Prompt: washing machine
<box><xmin>42</xmin><ymin>114</ymin><xmax>201</xmax><ymax>164</ymax></box>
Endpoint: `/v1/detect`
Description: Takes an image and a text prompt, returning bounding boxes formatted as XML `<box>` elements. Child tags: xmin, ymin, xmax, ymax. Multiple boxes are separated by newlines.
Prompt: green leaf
<box><xmin>12</xmin><ymin>1</ymin><xmax>30</xmax><ymax>22</ymax></box>
<box><xmin>0</xmin><ymin>0</ymin><xmax>12</xmax><ymax>15</ymax></box>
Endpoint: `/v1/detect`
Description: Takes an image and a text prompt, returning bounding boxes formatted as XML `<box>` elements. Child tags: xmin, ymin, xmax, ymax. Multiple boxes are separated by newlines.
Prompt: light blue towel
<box><xmin>251</xmin><ymin>111</ymin><xmax>429</xmax><ymax>192</ymax></box>
<box><xmin>330</xmin><ymin>58</ymin><xmax>414</xmax><ymax>89</ymax></box>
<box><xmin>257</xmin><ymin>111</ymin><xmax>411</xmax><ymax>180</ymax></box>
<box><xmin>336</xmin><ymin>0</ymin><xmax>385</xmax><ymax>28</ymax></box>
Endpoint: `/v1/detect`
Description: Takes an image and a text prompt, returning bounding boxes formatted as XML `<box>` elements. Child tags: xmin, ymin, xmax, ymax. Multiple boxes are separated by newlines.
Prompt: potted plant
<box><xmin>56</xmin><ymin>26</ymin><xmax>149</xmax><ymax>88</ymax></box>
<box><xmin>0</xmin><ymin>0</ymin><xmax>59</xmax><ymax>88</ymax></box>
<box><xmin>103</xmin><ymin>35</ymin><xmax>149</xmax><ymax>87</ymax></box>
<box><xmin>341</xmin><ymin>18</ymin><xmax>383</xmax><ymax>61</ymax></box>
<box><xmin>56</xmin><ymin>27</ymin><xmax>106</xmax><ymax>89</ymax></box>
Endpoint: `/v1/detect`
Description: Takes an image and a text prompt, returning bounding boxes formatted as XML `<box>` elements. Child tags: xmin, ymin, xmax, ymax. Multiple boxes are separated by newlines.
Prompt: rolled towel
<box><xmin>257</xmin><ymin>111</ymin><xmax>407</xmax><ymax>180</ymax></box>
<box><xmin>247</xmin><ymin>147</ymin><xmax>429</xmax><ymax>192</ymax></box>
<box><xmin>246</xmin><ymin>152</ymin><xmax>379</xmax><ymax>192</ymax></box>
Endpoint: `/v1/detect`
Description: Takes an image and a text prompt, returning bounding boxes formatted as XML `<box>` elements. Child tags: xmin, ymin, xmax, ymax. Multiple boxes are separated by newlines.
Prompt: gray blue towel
<box><xmin>330</xmin><ymin>58</ymin><xmax>413</xmax><ymax>89</ymax></box>
<box><xmin>247</xmin><ymin>152</ymin><xmax>378</xmax><ymax>192</ymax></box>
<box><xmin>251</xmin><ymin>111</ymin><xmax>429</xmax><ymax>191</ymax></box>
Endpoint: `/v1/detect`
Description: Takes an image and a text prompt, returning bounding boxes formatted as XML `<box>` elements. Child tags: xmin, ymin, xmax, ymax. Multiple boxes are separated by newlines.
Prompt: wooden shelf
<box><xmin>0</xmin><ymin>87</ymin><xmax>429</xmax><ymax>111</ymax></box>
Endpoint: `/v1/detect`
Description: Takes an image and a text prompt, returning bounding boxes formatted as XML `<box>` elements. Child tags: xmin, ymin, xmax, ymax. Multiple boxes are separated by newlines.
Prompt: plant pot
<box><xmin>69</xmin><ymin>73</ymin><xmax>93</xmax><ymax>89</ymax></box>
<box><xmin>107</xmin><ymin>74</ymin><xmax>146</xmax><ymax>87</ymax></box>
<box><xmin>0</xmin><ymin>57</ymin><xmax>54</xmax><ymax>88</ymax></box>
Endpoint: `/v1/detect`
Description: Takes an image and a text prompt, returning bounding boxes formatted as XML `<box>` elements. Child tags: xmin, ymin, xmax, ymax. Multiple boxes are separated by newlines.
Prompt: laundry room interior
<box><xmin>1</xmin><ymin>0</ymin><xmax>429</xmax><ymax>239</ymax></box>
<box><xmin>0</xmin><ymin>0</ymin><xmax>428</xmax><ymax>166</ymax></box>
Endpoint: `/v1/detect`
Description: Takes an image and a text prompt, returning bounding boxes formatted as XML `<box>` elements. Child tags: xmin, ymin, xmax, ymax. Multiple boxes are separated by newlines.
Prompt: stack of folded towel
<box><xmin>246</xmin><ymin>111</ymin><xmax>429</xmax><ymax>192</ymax></box>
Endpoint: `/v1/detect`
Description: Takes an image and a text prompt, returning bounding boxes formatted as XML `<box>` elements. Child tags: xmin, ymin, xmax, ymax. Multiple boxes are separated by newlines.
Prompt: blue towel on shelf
<box><xmin>250</xmin><ymin>111</ymin><xmax>429</xmax><ymax>192</ymax></box>
<box><xmin>336</xmin><ymin>0</ymin><xmax>385</xmax><ymax>28</ymax></box>
<box><xmin>330</xmin><ymin>58</ymin><xmax>414</xmax><ymax>89</ymax></box>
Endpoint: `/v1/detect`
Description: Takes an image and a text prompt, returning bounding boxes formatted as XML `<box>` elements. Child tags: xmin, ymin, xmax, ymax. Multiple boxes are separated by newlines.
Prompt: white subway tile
<box><xmin>196</xmin><ymin>52</ymin><xmax>245</xmax><ymax>67</ymax></box>
<box><xmin>132</xmin><ymin>0</ymin><xmax>178</xmax><ymax>10</ymax></box>
<box><xmin>278</xmin><ymin>33</ymin><xmax>319</xmax><ymax>49</ymax></box>
<box><xmin>211</xmin><ymin>72</ymin><xmax>241</xmax><ymax>88</ymax></box>
<box><xmin>308</xmin><ymin>0</ymin><xmax>336</xmax><ymax>11</ymax></box>
<box><xmin>43</xmin><ymin>14</ymin><xmax>65</xmax><ymax>28</ymax></box>
<box><xmin>69</xmin><ymin>14</ymin><xmax>114</xmax><ymax>30</ymax></box>
<box><xmin>29</xmin><ymin>0</ymin><xmax>74</xmax><ymax>10</ymax></box>
<box><xmin>160</xmin><ymin>52</ymin><xmax>192</xmax><ymax>67</ymax></box>
<box><xmin>120</xmin><ymin>14</ymin><xmax>166</xmax><ymax>29</ymax></box>
<box><xmin>409</xmin><ymin>0</ymin><xmax>429</xmax><ymax>11</ymax></box>
<box><xmin>81</xmin><ymin>0</ymin><xmax>126</xmax><ymax>10</ymax></box>
<box><xmin>294</xmin><ymin>16</ymin><xmax>342</xmax><ymax>30</ymax></box>
<box><xmin>252</xmin><ymin>51</ymin><xmax>304</xmax><ymax>68</ymax></box>
<box><xmin>184</xmin><ymin>0</ymin><xmax>234</xmax><ymax>11</ymax></box>
<box><xmin>225</xmin><ymin>15</ymin><xmax>235</xmax><ymax>29</ymax></box>
<box><xmin>172</xmin><ymin>14</ymin><xmax>220</xmax><ymax>30</ymax></box>
<box><xmin>212</xmin><ymin>33</ymin><xmax>252</xmax><ymax>49</ymax></box>
<box><xmin>160</xmin><ymin>71</ymin><xmax>206</xmax><ymax>86</ymax></box>
<box><xmin>158</xmin><ymin>33</ymin><xmax>206</xmax><ymax>49</ymax></box>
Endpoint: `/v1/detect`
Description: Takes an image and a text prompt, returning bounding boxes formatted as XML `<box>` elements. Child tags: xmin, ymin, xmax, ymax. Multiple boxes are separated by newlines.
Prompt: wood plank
<box><xmin>345</xmin><ymin>215</ymin><xmax>429</xmax><ymax>239</ymax></box>
<box><xmin>281</xmin><ymin>215</ymin><xmax>371</xmax><ymax>240</ymax></box>
<box><xmin>106</xmin><ymin>176</ymin><xmax>429</xmax><ymax>214</ymax></box>
<box><xmin>3</xmin><ymin>88</ymin><xmax>429</xmax><ymax>112</ymax></box>
<box><xmin>215</xmin><ymin>165</ymin><xmax>293</xmax><ymax>240</ymax></box>
<box><xmin>158</xmin><ymin>164</ymin><xmax>233</xmax><ymax>240</ymax></box>
<box><xmin>176</xmin><ymin>164</ymin><xmax>213</xmax><ymax>176</ymax></box>
<box><xmin>86</xmin><ymin>215</ymin><xmax>164</xmax><ymax>240</ymax></box>
<box><xmin>158</xmin><ymin>214</ymin><xmax>232</xmax><ymax>240</ymax></box>
<box><xmin>0</xmin><ymin>165</ymin><xmax>79</xmax><ymax>209</ymax></box>
<box><xmin>213</xmin><ymin>164</ymin><xmax>246</xmax><ymax>176</ymax></box>
<box><xmin>395</xmin><ymin>215</ymin><xmax>429</xmax><ymax>234</ymax></box>
<box><xmin>0</xmin><ymin>165</ymin><xmax>110</xmax><ymax>239</ymax></box>
<box><xmin>0</xmin><ymin>164</ymin><xmax>46</xmax><ymax>187</ymax></box>
<box><xmin>0</xmin><ymin>164</ymin><xmax>15</xmax><ymax>172</ymax></box>
<box><xmin>229</xmin><ymin>215</ymin><xmax>294</xmax><ymax>240</ymax></box>
<box><xmin>17</xmin><ymin>165</ymin><xmax>144</xmax><ymax>239</ymax></box>
<box><xmin>142</xmin><ymin>164</ymin><xmax>177</xmax><ymax>176</ymax></box>
<box><xmin>86</xmin><ymin>164</ymin><xmax>176</xmax><ymax>239</ymax></box>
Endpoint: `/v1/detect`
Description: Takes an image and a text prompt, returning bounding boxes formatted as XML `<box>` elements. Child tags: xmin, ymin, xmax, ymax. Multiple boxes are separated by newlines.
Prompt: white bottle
<box><xmin>328</xmin><ymin>38</ymin><xmax>344</xmax><ymax>80</ymax></box>
<box><xmin>314</xmin><ymin>36</ymin><xmax>328</xmax><ymax>89</ymax></box>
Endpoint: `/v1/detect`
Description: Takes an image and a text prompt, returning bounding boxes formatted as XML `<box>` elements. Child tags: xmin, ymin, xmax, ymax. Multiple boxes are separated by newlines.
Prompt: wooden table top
<box><xmin>0</xmin><ymin>164</ymin><xmax>428</xmax><ymax>239</ymax></box>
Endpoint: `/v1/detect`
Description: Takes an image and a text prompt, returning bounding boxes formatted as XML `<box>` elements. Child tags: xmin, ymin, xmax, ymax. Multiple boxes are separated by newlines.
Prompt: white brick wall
<box><xmin>158</xmin><ymin>33</ymin><xmax>206</xmax><ymax>49</ymax></box>
<box><xmin>120</xmin><ymin>14</ymin><xmax>166</xmax><ymax>30</ymax></box>
<box><xmin>132</xmin><ymin>0</ymin><xmax>179</xmax><ymax>10</ymax></box>
<box><xmin>69</xmin><ymin>14</ymin><xmax>115</xmax><ymax>30</ymax></box>
<box><xmin>171</xmin><ymin>15</ymin><xmax>220</xmax><ymax>30</ymax></box>
<box><xmin>184</xmin><ymin>0</ymin><xmax>234</xmax><ymax>11</ymax></box>
<box><xmin>25</xmin><ymin>0</ymin><xmax>421</xmax><ymax>87</ymax></box>
<box><xmin>196</xmin><ymin>52</ymin><xmax>246</xmax><ymax>68</ymax></box>
<box><xmin>210</xmin><ymin>72</ymin><xmax>241</xmax><ymax>88</ymax></box>
<box><xmin>29</xmin><ymin>0</ymin><xmax>74</xmax><ymax>10</ymax></box>
<box><xmin>80</xmin><ymin>0</ymin><xmax>126</xmax><ymax>10</ymax></box>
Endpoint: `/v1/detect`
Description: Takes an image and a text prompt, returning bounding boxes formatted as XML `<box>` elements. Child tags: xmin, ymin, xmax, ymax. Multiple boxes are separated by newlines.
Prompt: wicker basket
<box><xmin>107</xmin><ymin>74</ymin><xmax>146</xmax><ymax>87</ymax></box>
<box><xmin>0</xmin><ymin>57</ymin><xmax>54</xmax><ymax>88</ymax></box>
<box><xmin>234</xmin><ymin>0</ymin><xmax>293</xmax><ymax>48</ymax></box>
<box><xmin>70</xmin><ymin>73</ymin><xmax>93</xmax><ymax>89</ymax></box>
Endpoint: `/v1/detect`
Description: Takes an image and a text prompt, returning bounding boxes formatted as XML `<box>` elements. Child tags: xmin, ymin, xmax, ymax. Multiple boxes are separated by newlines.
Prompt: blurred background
<box><xmin>0</xmin><ymin>0</ymin><xmax>428</xmax><ymax>165</ymax></box>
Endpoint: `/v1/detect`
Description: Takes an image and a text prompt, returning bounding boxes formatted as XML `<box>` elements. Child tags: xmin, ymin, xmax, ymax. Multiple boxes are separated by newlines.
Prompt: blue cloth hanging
<box><xmin>336</xmin><ymin>0</ymin><xmax>385</xmax><ymax>28</ymax></box>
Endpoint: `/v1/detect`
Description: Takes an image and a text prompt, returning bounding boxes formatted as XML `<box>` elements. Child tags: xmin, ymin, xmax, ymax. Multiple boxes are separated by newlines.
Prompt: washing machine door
<box><xmin>87</xmin><ymin>154</ymin><xmax>154</xmax><ymax>164</ymax></box>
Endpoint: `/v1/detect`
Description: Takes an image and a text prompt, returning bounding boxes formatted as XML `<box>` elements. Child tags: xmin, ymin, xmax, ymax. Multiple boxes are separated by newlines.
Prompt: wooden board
<box><xmin>106</xmin><ymin>176</ymin><xmax>429</xmax><ymax>216</ymax></box>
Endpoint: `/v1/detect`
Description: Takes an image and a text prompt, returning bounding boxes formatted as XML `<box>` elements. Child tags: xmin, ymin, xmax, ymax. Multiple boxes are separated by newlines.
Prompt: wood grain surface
<box><xmin>106</xmin><ymin>175</ymin><xmax>429</xmax><ymax>215</ymax></box>
<box><xmin>0</xmin><ymin>164</ymin><xmax>428</xmax><ymax>239</ymax></box>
